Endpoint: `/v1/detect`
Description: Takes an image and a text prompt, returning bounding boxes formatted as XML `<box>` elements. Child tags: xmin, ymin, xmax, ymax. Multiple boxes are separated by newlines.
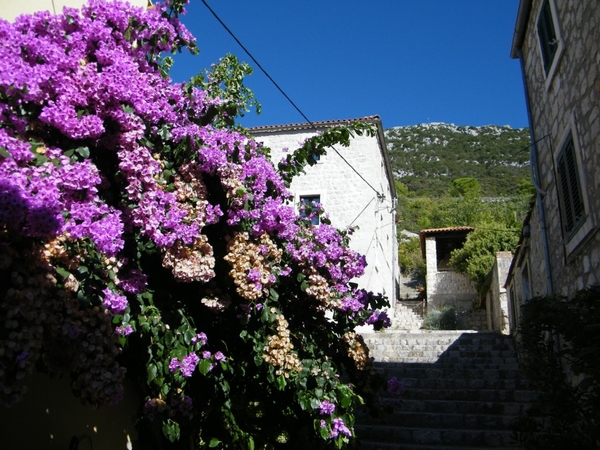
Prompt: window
<box><xmin>556</xmin><ymin>133</ymin><xmax>585</xmax><ymax>240</ymax></box>
<box><xmin>299</xmin><ymin>195</ymin><xmax>321</xmax><ymax>225</ymax></box>
<box><xmin>435</xmin><ymin>234</ymin><xmax>468</xmax><ymax>271</ymax></box>
<box><xmin>537</xmin><ymin>0</ymin><xmax>559</xmax><ymax>75</ymax></box>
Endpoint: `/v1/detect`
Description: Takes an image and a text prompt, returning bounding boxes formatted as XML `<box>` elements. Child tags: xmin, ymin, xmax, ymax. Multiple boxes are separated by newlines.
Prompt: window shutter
<box><xmin>557</xmin><ymin>135</ymin><xmax>585</xmax><ymax>238</ymax></box>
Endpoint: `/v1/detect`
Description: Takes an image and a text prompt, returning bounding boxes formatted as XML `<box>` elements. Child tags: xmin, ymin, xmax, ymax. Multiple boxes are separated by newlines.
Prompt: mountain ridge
<box><xmin>384</xmin><ymin>123</ymin><xmax>531</xmax><ymax>197</ymax></box>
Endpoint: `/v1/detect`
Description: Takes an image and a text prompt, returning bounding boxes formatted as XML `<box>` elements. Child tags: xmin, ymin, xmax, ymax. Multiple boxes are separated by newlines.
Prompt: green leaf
<box><xmin>0</xmin><ymin>147</ymin><xmax>9</xmax><ymax>158</ymax></box>
<box><xmin>339</xmin><ymin>392</ymin><xmax>352</xmax><ymax>408</ymax></box>
<box><xmin>209</xmin><ymin>438</ymin><xmax>221</xmax><ymax>448</ymax></box>
<box><xmin>184</xmin><ymin>327</ymin><xmax>195</xmax><ymax>345</ymax></box>
<box><xmin>162</xmin><ymin>419</ymin><xmax>180</xmax><ymax>442</ymax></box>
<box><xmin>319</xmin><ymin>424</ymin><xmax>330</xmax><ymax>439</ymax></box>
<box><xmin>54</xmin><ymin>266</ymin><xmax>70</xmax><ymax>280</ymax></box>
<box><xmin>198</xmin><ymin>359</ymin><xmax>212</xmax><ymax>376</ymax></box>
<box><xmin>164</xmin><ymin>329</ymin><xmax>174</xmax><ymax>346</ymax></box>
<box><xmin>276</xmin><ymin>375</ymin><xmax>287</xmax><ymax>390</ymax></box>
<box><xmin>261</xmin><ymin>306</ymin><xmax>270</xmax><ymax>323</ymax></box>
<box><xmin>147</xmin><ymin>363</ymin><xmax>158</xmax><ymax>384</ymax></box>
<box><xmin>300</xmin><ymin>280</ymin><xmax>309</xmax><ymax>292</ymax></box>
<box><xmin>121</xmin><ymin>104</ymin><xmax>134</xmax><ymax>114</ymax></box>
<box><xmin>75</xmin><ymin>146</ymin><xmax>90</xmax><ymax>158</ymax></box>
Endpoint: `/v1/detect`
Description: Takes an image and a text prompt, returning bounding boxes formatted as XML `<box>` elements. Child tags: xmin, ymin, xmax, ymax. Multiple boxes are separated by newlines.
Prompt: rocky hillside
<box><xmin>385</xmin><ymin>123</ymin><xmax>531</xmax><ymax>197</ymax></box>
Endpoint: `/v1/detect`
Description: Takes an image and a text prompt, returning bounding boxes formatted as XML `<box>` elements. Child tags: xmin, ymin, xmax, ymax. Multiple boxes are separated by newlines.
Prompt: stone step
<box><xmin>394</xmin><ymin>376</ymin><xmax>534</xmax><ymax>391</ymax></box>
<box><xmin>389</xmin><ymin>304</ymin><xmax>424</xmax><ymax>330</ymax></box>
<box><xmin>378</xmin><ymin>366</ymin><xmax>524</xmax><ymax>380</ymax></box>
<box><xmin>376</xmin><ymin>356</ymin><xmax>519</xmax><ymax>365</ymax></box>
<box><xmin>362</xmin><ymin>333</ymin><xmax>518</xmax><ymax>357</ymax></box>
<box><xmin>381</xmin><ymin>387</ymin><xmax>538</xmax><ymax>403</ymax></box>
<box><xmin>396</xmin><ymin>399</ymin><xmax>529</xmax><ymax>416</ymax></box>
<box><xmin>372</xmin><ymin>354</ymin><xmax>518</xmax><ymax>363</ymax></box>
<box><xmin>357</xmin><ymin>410</ymin><xmax>519</xmax><ymax>430</ymax></box>
<box><xmin>356</xmin><ymin>330</ymin><xmax>535</xmax><ymax>449</ymax></box>
<box><xmin>358</xmin><ymin>440</ymin><xmax>521</xmax><ymax>450</ymax></box>
<box><xmin>355</xmin><ymin>424</ymin><xmax>520</xmax><ymax>448</ymax></box>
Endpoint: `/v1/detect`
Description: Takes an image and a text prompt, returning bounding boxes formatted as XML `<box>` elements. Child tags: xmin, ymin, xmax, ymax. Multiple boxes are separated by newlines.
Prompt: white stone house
<box><xmin>507</xmin><ymin>0</ymin><xmax>600</xmax><ymax>333</ymax></box>
<box><xmin>418</xmin><ymin>226</ymin><xmax>477</xmax><ymax>312</ymax></box>
<box><xmin>249</xmin><ymin>115</ymin><xmax>399</xmax><ymax>306</ymax></box>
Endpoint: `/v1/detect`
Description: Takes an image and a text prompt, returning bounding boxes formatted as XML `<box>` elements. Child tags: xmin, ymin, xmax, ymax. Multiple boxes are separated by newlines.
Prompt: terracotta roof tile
<box><xmin>419</xmin><ymin>226</ymin><xmax>475</xmax><ymax>235</ymax></box>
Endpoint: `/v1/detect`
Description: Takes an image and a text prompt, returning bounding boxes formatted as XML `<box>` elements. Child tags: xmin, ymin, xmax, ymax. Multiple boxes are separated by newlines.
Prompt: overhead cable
<box><xmin>200</xmin><ymin>0</ymin><xmax>384</xmax><ymax>199</ymax></box>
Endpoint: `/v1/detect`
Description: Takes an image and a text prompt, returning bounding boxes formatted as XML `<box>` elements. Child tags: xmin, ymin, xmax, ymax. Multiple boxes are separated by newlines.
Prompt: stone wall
<box><xmin>486</xmin><ymin>251</ymin><xmax>513</xmax><ymax>334</ymax></box>
<box><xmin>520</xmin><ymin>0</ymin><xmax>600</xmax><ymax>299</ymax></box>
<box><xmin>424</xmin><ymin>237</ymin><xmax>477</xmax><ymax>311</ymax></box>
<box><xmin>456</xmin><ymin>308</ymin><xmax>488</xmax><ymax>331</ymax></box>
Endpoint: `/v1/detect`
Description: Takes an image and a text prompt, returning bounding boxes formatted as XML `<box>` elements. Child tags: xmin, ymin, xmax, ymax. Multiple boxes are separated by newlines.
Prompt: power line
<box><xmin>200</xmin><ymin>0</ymin><xmax>311</xmax><ymax>125</ymax></box>
<box><xmin>330</xmin><ymin>146</ymin><xmax>382</xmax><ymax>197</ymax></box>
<box><xmin>349</xmin><ymin>197</ymin><xmax>376</xmax><ymax>227</ymax></box>
<box><xmin>200</xmin><ymin>0</ymin><xmax>383</xmax><ymax>199</ymax></box>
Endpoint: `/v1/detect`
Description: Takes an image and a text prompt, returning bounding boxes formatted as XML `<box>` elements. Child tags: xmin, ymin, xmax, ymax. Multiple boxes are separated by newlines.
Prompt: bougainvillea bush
<box><xmin>0</xmin><ymin>0</ymin><xmax>391</xmax><ymax>448</ymax></box>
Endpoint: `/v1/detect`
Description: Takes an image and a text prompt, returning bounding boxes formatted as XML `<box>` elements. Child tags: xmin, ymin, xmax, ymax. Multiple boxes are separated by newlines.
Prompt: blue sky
<box><xmin>170</xmin><ymin>1</ymin><xmax>528</xmax><ymax>130</ymax></box>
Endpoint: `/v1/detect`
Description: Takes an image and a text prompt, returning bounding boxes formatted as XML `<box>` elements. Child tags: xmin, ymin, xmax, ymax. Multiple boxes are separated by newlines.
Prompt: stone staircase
<box><xmin>355</xmin><ymin>331</ymin><xmax>536</xmax><ymax>449</ymax></box>
<box><xmin>388</xmin><ymin>302</ymin><xmax>424</xmax><ymax>331</ymax></box>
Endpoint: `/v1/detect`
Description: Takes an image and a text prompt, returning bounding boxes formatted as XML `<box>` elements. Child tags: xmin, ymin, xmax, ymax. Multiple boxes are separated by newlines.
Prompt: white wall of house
<box><xmin>486</xmin><ymin>251</ymin><xmax>513</xmax><ymax>334</ymax></box>
<box><xmin>250</xmin><ymin>118</ymin><xmax>399</xmax><ymax>306</ymax></box>
<box><xmin>0</xmin><ymin>0</ymin><xmax>148</xmax><ymax>22</ymax></box>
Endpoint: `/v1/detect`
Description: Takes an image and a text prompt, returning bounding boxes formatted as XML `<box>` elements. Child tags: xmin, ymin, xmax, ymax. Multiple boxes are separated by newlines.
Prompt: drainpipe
<box><xmin>391</xmin><ymin>198</ymin><xmax>398</xmax><ymax>309</ymax></box>
<box><xmin>517</xmin><ymin>49</ymin><xmax>554</xmax><ymax>296</ymax></box>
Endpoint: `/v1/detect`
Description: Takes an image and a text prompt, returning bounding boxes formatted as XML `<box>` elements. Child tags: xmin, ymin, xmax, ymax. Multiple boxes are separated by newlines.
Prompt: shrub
<box><xmin>422</xmin><ymin>306</ymin><xmax>457</xmax><ymax>330</ymax></box>
<box><xmin>515</xmin><ymin>287</ymin><xmax>600</xmax><ymax>449</ymax></box>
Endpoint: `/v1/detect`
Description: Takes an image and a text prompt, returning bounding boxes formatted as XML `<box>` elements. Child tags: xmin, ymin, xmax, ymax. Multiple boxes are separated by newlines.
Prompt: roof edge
<box><xmin>247</xmin><ymin>115</ymin><xmax>381</xmax><ymax>133</ymax></box>
<box><xmin>511</xmin><ymin>0</ymin><xmax>533</xmax><ymax>59</ymax></box>
<box><xmin>418</xmin><ymin>226</ymin><xmax>475</xmax><ymax>259</ymax></box>
<box><xmin>249</xmin><ymin>115</ymin><xmax>397</xmax><ymax>201</ymax></box>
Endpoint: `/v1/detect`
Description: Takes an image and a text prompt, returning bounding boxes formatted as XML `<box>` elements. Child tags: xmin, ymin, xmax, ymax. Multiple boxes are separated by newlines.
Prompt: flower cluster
<box><xmin>200</xmin><ymin>287</ymin><xmax>231</xmax><ymax>312</ymax></box>
<box><xmin>342</xmin><ymin>332</ymin><xmax>372</xmax><ymax>370</ymax></box>
<box><xmin>224</xmin><ymin>232</ymin><xmax>281</xmax><ymax>301</ymax></box>
<box><xmin>319</xmin><ymin>417</ymin><xmax>352</xmax><ymax>439</ymax></box>
<box><xmin>262</xmin><ymin>313</ymin><xmax>302</xmax><ymax>377</ymax></box>
<box><xmin>170</xmin><ymin>352</ymin><xmax>200</xmax><ymax>377</ymax></box>
<box><xmin>319</xmin><ymin>400</ymin><xmax>336</xmax><ymax>415</ymax></box>
<box><xmin>366</xmin><ymin>310</ymin><xmax>391</xmax><ymax>330</ymax></box>
<box><xmin>162</xmin><ymin>236</ymin><xmax>215</xmax><ymax>283</ymax></box>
